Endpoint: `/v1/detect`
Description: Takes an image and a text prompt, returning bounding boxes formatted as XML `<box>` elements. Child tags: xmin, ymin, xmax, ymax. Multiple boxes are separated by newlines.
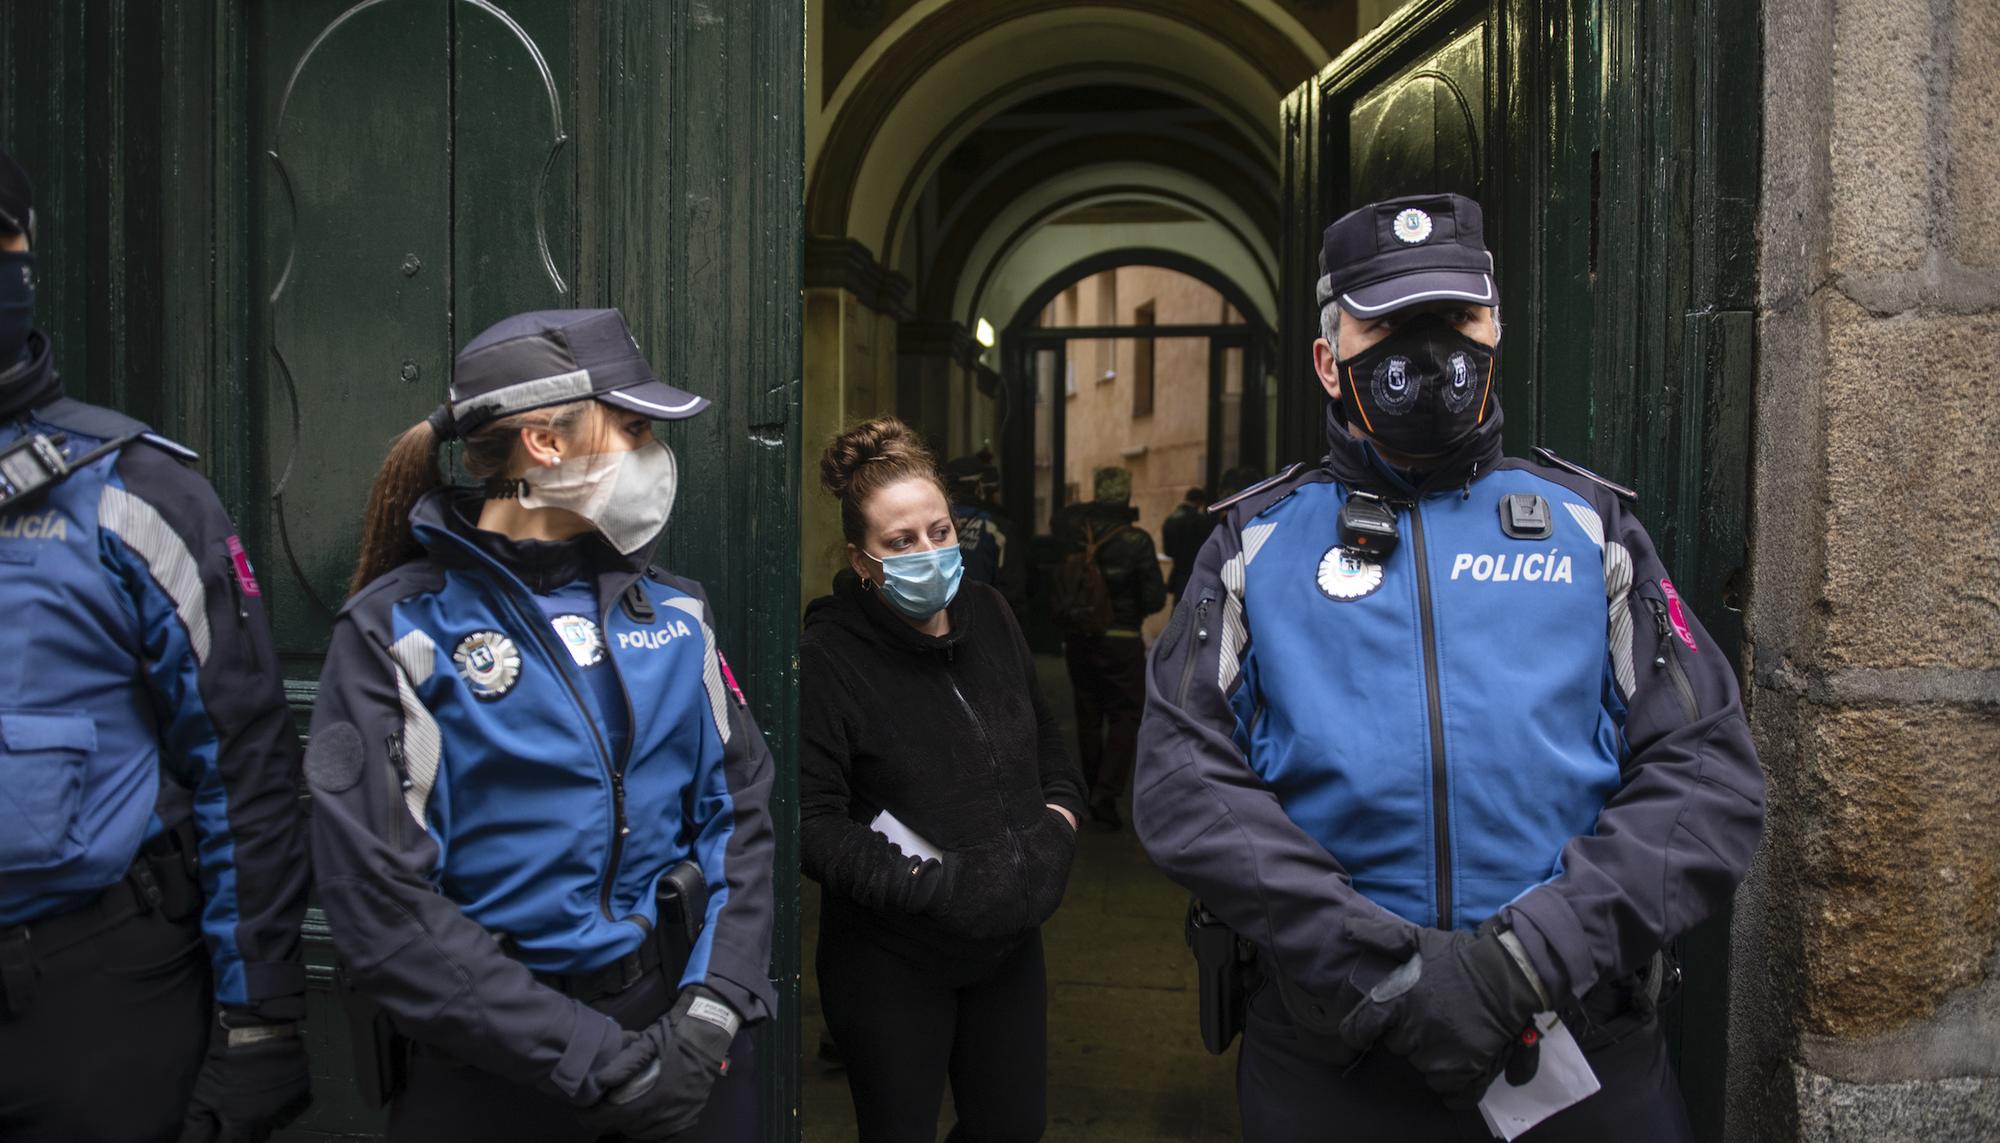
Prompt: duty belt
<box><xmin>533</xmin><ymin>934</ymin><xmax>667</xmax><ymax>1004</ymax></box>
<box><xmin>0</xmin><ymin>824</ymin><xmax>200</xmax><ymax>1015</ymax></box>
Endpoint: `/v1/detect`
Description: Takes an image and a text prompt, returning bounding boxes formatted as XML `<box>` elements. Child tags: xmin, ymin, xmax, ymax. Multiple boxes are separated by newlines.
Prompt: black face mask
<box><xmin>1336</xmin><ymin>314</ymin><xmax>1497</xmax><ymax>459</ymax></box>
<box><xmin>0</xmin><ymin>251</ymin><xmax>33</xmax><ymax>368</ymax></box>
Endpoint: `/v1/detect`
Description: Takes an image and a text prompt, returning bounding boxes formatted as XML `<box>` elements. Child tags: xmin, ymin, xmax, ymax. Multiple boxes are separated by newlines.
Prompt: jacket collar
<box><xmin>0</xmin><ymin>333</ymin><xmax>61</xmax><ymax>421</ymax></box>
<box><xmin>410</xmin><ymin>488</ymin><xmax>647</xmax><ymax>606</ymax></box>
<box><xmin>1321</xmin><ymin>395</ymin><xmax>1505</xmax><ymax>499</ymax></box>
<box><xmin>814</xmin><ymin>567</ymin><xmax>974</xmax><ymax>658</ymax></box>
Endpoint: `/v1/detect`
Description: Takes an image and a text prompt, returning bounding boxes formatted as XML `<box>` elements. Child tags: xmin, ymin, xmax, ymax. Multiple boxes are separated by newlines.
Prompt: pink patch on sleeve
<box><xmin>225</xmin><ymin>536</ymin><xmax>261</xmax><ymax>597</ymax></box>
<box><xmin>1661</xmin><ymin>578</ymin><xmax>1697</xmax><ymax>652</ymax></box>
<box><xmin>717</xmin><ymin>652</ymin><xmax>748</xmax><ymax>707</ymax></box>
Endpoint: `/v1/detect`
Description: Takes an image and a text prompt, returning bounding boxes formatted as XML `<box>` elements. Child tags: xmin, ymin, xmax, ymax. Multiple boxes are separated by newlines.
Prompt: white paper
<box><xmin>869</xmin><ymin>809</ymin><xmax>941</xmax><ymax>862</ymax></box>
<box><xmin>1477</xmin><ymin>1012</ymin><xmax>1601</xmax><ymax>1141</ymax></box>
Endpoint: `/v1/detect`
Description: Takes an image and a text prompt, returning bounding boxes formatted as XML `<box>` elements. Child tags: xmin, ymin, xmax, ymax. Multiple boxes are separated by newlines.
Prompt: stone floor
<box><xmin>799</xmin><ymin>656</ymin><xmax>1242</xmax><ymax>1142</ymax></box>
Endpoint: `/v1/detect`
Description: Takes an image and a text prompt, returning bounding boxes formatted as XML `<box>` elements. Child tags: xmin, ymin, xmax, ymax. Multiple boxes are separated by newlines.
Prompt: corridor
<box><xmin>802</xmin><ymin>656</ymin><xmax>1239</xmax><ymax>1142</ymax></box>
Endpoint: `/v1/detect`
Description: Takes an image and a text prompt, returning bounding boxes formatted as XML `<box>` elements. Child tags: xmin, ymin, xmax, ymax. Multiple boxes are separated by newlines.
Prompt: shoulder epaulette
<box><xmin>33</xmin><ymin>397</ymin><xmax>199</xmax><ymax>463</ymax></box>
<box><xmin>1208</xmin><ymin>462</ymin><xmax>1309</xmax><ymax>515</ymax></box>
<box><xmin>138</xmin><ymin>433</ymin><xmax>200</xmax><ymax>463</ymax></box>
<box><xmin>1531</xmin><ymin>447</ymin><xmax>1636</xmax><ymax>502</ymax></box>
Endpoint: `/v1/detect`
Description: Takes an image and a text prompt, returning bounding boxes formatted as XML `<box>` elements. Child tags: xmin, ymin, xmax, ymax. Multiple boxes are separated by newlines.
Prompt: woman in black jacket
<box><xmin>801</xmin><ymin>417</ymin><xmax>1087</xmax><ymax>1143</ymax></box>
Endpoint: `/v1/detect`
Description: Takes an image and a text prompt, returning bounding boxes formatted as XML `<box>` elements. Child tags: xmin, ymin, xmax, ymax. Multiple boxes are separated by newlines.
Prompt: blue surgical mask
<box><xmin>0</xmin><ymin>251</ymin><xmax>33</xmax><ymax>367</ymax></box>
<box><xmin>868</xmin><ymin>545</ymin><xmax>964</xmax><ymax>619</ymax></box>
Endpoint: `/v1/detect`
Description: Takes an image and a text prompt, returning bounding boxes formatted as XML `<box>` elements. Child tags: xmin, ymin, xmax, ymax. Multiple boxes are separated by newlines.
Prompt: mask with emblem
<box><xmin>1336</xmin><ymin>313</ymin><xmax>1497</xmax><ymax>460</ymax></box>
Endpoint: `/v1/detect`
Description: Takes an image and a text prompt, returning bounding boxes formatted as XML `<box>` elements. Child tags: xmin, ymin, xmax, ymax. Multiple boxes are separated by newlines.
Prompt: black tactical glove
<box><xmin>1337</xmin><ymin>916</ymin><xmax>1548</xmax><ymax>1107</ymax></box>
<box><xmin>580</xmin><ymin>986</ymin><xmax>740</xmax><ymax>1142</ymax></box>
<box><xmin>177</xmin><ymin>1010</ymin><xmax>312</xmax><ymax>1143</ymax></box>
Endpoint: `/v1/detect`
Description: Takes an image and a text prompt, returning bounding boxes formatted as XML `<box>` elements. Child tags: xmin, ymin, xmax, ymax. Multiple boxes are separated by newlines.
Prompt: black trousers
<box><xmin>387</xmin><ymin>967</ymin><xmax>760</xmax><ymax>1143</ymax></box>
<box><xmin>1236</xmin><ymin>980</ymin><xmax>1694</xmax><ymax>1143</ymax></box>
<box><xmin>0</xmin><ymin>905</ymin><xmax>210</xmax><ymax>1143</ymax></box>
<box><xmin>1064</xmin><ymin>632</ymin><xmax>1147</xmax><ymax>802</ymax></box>
<box><xmin>816</xmin><ymin>918</ymin><xmax>1048</xmax><ymax>1143</ymax></box>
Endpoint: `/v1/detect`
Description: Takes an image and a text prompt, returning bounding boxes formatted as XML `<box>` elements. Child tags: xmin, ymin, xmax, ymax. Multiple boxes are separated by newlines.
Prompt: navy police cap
<box><xmin>436</xmin><ymin>308</ymin><xmax>708</xmax><ymax>438</ymax></box>
<box><xmin>1320</xmin><ymin>193</ymin><xmax>1496</xmax><ymax>318</ymax></box>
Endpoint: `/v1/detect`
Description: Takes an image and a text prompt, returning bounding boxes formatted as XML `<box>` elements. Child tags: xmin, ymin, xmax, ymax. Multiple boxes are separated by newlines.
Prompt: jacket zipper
<box><xmin>385</xmin><ymin>732</ymin><xmax>409</xmax><ymax>848</ymax></box>
<box><xmin>950</xmin><ymin>673</ymin><xmax>1029</xmax><ymax>910</ymax></box>
<box><xmin>1406</xmin><ymin>500</ymin><xmax>1454</xmax><ymax>931</ymax></box>
<box><xmin>1644</xmin><ymin>596</ymin><xmax>1699</xmax><ymax>720</ymax></box>
<box><xmin>1176</xmin><ymin>596</ymin><xmax>1213</xmax><ymax>707</ymax></box>
<box><xmin>496</xmin><ymin>592</ymin><xmax>628</xmax><ymax>922</ymax></box>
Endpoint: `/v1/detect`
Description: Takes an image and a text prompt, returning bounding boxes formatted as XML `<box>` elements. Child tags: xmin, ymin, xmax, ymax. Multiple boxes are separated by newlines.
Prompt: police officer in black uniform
<box><xmin>0</xmin><ymin>147</ymin><xmax>312</xmax><ymax>1141</ymax></box>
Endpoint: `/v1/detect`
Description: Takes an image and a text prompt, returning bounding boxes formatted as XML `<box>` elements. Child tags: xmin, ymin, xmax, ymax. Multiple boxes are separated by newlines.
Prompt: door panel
<box><xmin>1345</xmin><ymin>26</ymin><xmax>1487</xmax><ymax>204</ymax></box>
<box><xmin>453</xmin><ymin>0</ymin><xmax>577</xmax><ymax>336</ymax></box>
<box><xmin>260</xmin><ymin>0</ymin><xmax>453</xmax><ymax>650</ymax></box>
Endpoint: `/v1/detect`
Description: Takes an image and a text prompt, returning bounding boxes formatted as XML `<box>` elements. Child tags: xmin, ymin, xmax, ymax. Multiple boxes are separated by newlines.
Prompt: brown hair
<box><xmin>818</xmin><ymin>416</ymin><xmax>950</xmax><ymax>547</ymax></box>
<box><xmin>348</xmin><ymin>400</ymin><xmax>596</xmax><ymax>595</ymax></box>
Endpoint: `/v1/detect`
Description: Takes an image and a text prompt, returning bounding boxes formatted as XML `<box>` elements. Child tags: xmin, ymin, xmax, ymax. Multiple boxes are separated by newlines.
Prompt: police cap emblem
<box><xmin>453</xmin><ymin>630</ymin><xmax>522</xmax><ymax>699</ymax></box>
<box><xmin>1392</xmin><ymin>208</ymin><xmax>1433</xmax><ymax>245</ymax></box>
<box><xmin>1318</xmin><ymin>545</ymin><xmax>1385</xmax><ymax>601</ymax></box>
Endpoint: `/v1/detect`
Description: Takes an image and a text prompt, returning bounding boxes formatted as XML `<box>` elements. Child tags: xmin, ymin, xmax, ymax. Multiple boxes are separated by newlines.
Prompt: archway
<box><xmin>995</xmin><ymin>249</ymin><xmax>1276</xmax><ymax>563</ymax></box>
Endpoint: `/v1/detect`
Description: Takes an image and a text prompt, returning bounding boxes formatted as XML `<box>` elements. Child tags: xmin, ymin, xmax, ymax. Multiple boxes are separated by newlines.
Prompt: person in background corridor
<box><xmin>801</xmin><ymin>417</ymin><xmax>1085</xmax><ymax>1143</ymax></box>
<box><xmin>943</xmin><ymin>454</ymin><xmax>1025</xmax><ymax>614</ymax></box>
<box><xmin>1162</xmin><ymin>486</ymin><xmax>1212</xmax><ymax>606</ymax></box>
<box><xmin>1051</xmin><ymin>465</ymin><xmax>1166</xmax><ymax>830</ymax></box>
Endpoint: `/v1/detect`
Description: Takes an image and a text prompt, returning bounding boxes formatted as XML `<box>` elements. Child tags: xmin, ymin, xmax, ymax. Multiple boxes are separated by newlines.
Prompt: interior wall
<box><xmin>801</xmin><ymin>287</ymin><xmax>897</xmax><ymax>607</ymax></box>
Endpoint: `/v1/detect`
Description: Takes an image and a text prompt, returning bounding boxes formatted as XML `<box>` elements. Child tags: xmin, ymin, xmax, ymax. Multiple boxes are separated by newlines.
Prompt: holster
<box><xmin>134</xmin><ymin>818</ymin><xmax>203</xmax><ymax>923</ymax></box>
<box><xmin>334</xmin><ymin>959</ymin><xmax>407</xmax><ymax>1110</ymax></box>
<box><xmin>1185</xmin><ymin>898</ymin><xmax>1253</xmax><ymax>1055</ymax></box>
<box><xmin>656</xmin><ymin>859</ymin><xmax>707</xmax><ymax>976</ymax></box>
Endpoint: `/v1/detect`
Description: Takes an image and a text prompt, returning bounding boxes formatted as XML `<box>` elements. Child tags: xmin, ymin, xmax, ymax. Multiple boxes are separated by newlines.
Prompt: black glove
<box><xmin>896</xmin><ymin>855</ymin><xmax>949</xmax><ymax>914</ymax></box>
<box><xmin>580</xmin><ymin>986</ymin><xmax>740</xmax><ymax>1142</ymax></box>
<box><xmin>177</xmin><ymin>1011</ymin><xmax>312</xmax><ymax>1143</ymax></box>
<box><xmin>1337</xmin><ymin>917</ymin><xmax>1548</xmax><ymax>1107</ymax></box>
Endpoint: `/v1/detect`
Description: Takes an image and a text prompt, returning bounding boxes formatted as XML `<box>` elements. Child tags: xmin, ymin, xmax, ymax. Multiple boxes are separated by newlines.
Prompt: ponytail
<box><xmin>347</xmin><ymin>398</ymin><xmax>600</xmax><ymax>596</ymax></box>
<box><xmin>349</xmin><ymin>419</ymin><xmax>445</xmax><ymax>595</ymax></box>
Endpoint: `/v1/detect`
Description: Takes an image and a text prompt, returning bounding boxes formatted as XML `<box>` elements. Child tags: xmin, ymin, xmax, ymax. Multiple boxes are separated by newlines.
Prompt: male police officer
<box><xmin>0</xmin><ymin>146</ymin><xmax>312</xmax><ymax>1141</ymax></box>
<box><xmin>1134</xmin><ymin>193</ymin><xmax>1763</xmax><ymax>1140</ymax></box>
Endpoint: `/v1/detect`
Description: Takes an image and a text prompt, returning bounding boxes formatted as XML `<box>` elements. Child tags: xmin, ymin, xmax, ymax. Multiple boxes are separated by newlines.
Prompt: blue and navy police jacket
<box><xmin>0</xmin><ymin>336</ymin><xmax>309</xmax><ymax>1020</ymax></box>
<box><xmin>305</xmin><ymin>488</ymin><xmax>776</xmax><ymax>1105</ymax></box>
<box><xmin>1134</xmin><ymin>404</ymin><xmax>1764</xmax><ymax>1035</ymax></box>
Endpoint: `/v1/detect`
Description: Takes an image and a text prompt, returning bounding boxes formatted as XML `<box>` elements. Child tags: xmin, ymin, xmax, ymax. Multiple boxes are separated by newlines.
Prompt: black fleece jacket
<box><xmin>800</xmin><ymin>572</ymin><xmax>1088</xmax><ymax>962</ymax></box>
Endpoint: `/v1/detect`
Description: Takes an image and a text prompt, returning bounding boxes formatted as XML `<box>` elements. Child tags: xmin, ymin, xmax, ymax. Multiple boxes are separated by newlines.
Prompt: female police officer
<box><xmin>0</xmin><ymin>145</ymin><xmax>312</xmax><ymax>1142</ymax></box>
<box><xmin>305</xmin><ymin>309</ymin><xmax>777</xmax><ymax>1142</ymax></box>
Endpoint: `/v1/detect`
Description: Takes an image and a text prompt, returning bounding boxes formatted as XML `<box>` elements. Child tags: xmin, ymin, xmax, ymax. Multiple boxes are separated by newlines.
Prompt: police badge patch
<box><xmin>454</xmin><ymin>631</ymin><xmax>523</xmax><ymax>699</ymax></box>
<box><xmin>1317</xmin><ymin>546</ymin><xmax>1385</xmax><ymax>601</ymax></box>
<box><xmin>551</xmin><ymin>614</ymin><xmax>605</xmax><ymax>667</ymax></box>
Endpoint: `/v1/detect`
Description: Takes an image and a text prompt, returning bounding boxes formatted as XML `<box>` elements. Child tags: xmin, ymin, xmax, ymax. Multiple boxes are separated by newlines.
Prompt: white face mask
<box><xmin>519</xmin><ymin>439</ymin><xmax>678</xmax><ymax>554</ymax></box>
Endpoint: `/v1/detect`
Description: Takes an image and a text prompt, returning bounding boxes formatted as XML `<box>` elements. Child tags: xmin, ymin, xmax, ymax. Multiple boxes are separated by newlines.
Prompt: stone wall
<box><xmin>1738</xmin><ymin>0</ymin><xmax>2000</xmax><ymax>1138</ymax></box>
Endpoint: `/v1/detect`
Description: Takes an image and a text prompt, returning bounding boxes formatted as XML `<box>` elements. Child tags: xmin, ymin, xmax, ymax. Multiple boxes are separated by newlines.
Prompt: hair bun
<box><xmin>819</xmin><ymin>416</ymin><xmax>929</xmax><ymax>497</ymax></box>
<box><xmin>819</xmin><ymin>417</ymin><xmax>951</xmax><ymax>548</ymax></box>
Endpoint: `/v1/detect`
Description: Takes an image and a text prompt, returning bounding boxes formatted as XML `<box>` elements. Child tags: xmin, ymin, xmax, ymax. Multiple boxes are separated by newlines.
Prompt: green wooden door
<box><xmin>1</xmin><ymin>2</ymin><xmax>802</xmax><ymax>1140</ymax></box>
<box><xmin>1277</xmin><ymin>0</ymin><xmax>1757</xmax><ymax>1134</ymax></box>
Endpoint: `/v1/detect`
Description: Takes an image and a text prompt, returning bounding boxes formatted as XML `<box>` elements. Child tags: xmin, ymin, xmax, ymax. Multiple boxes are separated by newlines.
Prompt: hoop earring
<box><xmin>860</xmin><ymin>577</ymin><xmax>876</xmax><ymax>592</ymax></box>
